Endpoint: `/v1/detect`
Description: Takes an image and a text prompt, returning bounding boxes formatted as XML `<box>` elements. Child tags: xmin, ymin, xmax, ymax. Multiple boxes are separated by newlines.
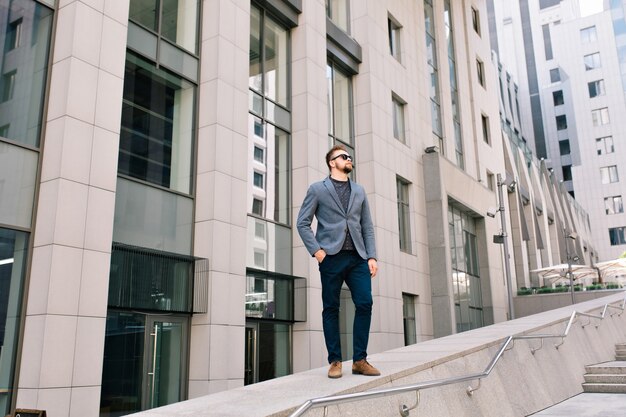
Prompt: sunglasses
<box><xmin>331</xmin><ymin>153</ymin><xmax>353</xmax><ymax>162</ymax></box>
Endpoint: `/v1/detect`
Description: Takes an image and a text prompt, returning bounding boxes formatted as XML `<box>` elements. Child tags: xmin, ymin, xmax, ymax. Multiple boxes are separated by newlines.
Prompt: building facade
<box><xmin>488</xmin><ymin>0</ymin><xmax>626</xmax><ymax>260</ymax></box>
<box><xmin>0</xmin><ymin>1</ymin><xmax>595</xmax><ymax>416</ymax></box>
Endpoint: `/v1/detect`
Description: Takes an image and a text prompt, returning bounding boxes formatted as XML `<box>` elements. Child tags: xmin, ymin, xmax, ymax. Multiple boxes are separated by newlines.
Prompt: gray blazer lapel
<box><xmin>323</xmin><ymin>177</ymin><xmax>346</xmax><ymax>213</ymax></box>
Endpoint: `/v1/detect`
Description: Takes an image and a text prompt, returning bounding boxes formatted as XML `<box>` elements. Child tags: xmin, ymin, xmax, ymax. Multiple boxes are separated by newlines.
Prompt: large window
<box><xmin>592</xmin><ymin>107</ymin><xmax>610</xmax><ymax>126</ymax></box>
<box><xmin>118</xmin><ymin>52</ymin><xmax>196</xmax><ymax>194</ymax></box>
<box><xmin>327</xmin><ymin>62</ymin><xmax>354</xmax><ymax>154</ymax></box>
<box><xmin>248</xmin><ymin>4</ymin><xmax>292</xmax><ymax>279</ymax></box>
<box><xmin>588</xmin><ymin>80</ymin><xmax>606</xmax><ymax>98</ymax></box>
<box><xmin>601</xmin><ymin>165</ymin><xmax>619</xmax><ymax>184</ymax></box>
<box><xmin>392</xmin><ymin>94</ymin><xmax>406</xmax><ymax>143</ymax></box>
<box><xmin>0</xmin><ymin>228</ymin><xmax>29</xmax><ymax>416</ymax></box>
<box><xmin>449</xmin><ymin>205</ymin><xmax>483</xmax><ymax>332</ymax></box>
<box><xmin>397</xmin><ymin>177</ymin><xmax>412</xmax><ymax>253</ymax></box>
<box><xmin>584</xmin><ymin>52</ymin><xmax>601</xmax><ymax>70</ymax></box>
<box><xmin>445</xmin><ymin>0</ymin><xmax>464</xmax><ymax>169</ymax></box>
<box><xmin>605</xmin><ymin>196</ymin><xmax>624</xmax><ymax>215</ymax></box>
<box><xmin>402</xmin><ymin>293</ymin><xmax>417</xmax><ymax>346</ymax></box>
<box><xmin>388</xmin><ymin>14</ymin><xmax>402</xmax><ymax>62</ymax></box>
<box><xmin>556</xmin><ymin>114</ymin><xmax>568</xmax><ymax>130</ymax></box>
<box><xmin>424</xmin><ymin>0</ymin><xmax>443</xmax><ymax>150</ymax></box>
<box><xmin>129</xmin><ymin>0</ymin><xmax>200</xmax><ymax>53</ymax></box>
<box><xmin>553</xmin><ymin>90</ymin><xmax>564</xmax><ymax>106</ymax></box>
<box><xmin>609</xmin><ymin>227</ymin><xmax>626</xmax><ymax>246</ymax></box>
<box><xmin>0</xmin><ymin>0</ymin><xmax>53</xmax><ymax>147</ymax></box>
<box><xmin>581</xmin><ymin>26</ymin><xmax>597</xmax><ymax>43</ymax></box>
<box><xmin>596</xmin><ymin>136</ymin><xmax>614</xmax><ymax>155</ymax></box>
<box><xmin>326</xmin><ymin>0</ymin><xmax>349</xmax><ymax>32</ymax></box>
<box><xmin>559</xmin><ymin>139</ymin><xmax>570</xmax><ymax>155</ymax></box>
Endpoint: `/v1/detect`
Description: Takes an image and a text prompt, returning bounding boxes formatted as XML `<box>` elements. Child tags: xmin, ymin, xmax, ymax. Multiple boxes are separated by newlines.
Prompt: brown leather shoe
<box><xmin>328</xmin><ymin>361</ymin><xmax>342</xmax><ymax>378</ymax></box>
<box><xmin>352</xmin><ymin>359</ymin><xmax>381</xmax><ymax>376</ymax></box>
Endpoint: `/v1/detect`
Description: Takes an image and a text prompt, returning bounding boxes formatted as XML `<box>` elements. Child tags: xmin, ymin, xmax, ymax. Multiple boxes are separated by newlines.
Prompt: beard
<box><xmin>342</xmin><ymin>165</ymin><xmax>353</xmax><ymax>174</ymax></box>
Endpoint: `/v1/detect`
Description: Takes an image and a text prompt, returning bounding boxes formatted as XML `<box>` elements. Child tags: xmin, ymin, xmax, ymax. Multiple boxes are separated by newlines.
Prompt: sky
<box><xmin>579</xmin><ymin>0</ymin><xmax>605</xmax><ymax>17</ymax></box>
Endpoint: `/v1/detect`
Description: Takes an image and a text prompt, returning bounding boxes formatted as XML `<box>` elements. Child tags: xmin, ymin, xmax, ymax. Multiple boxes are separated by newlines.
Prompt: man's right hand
<box><xmin>314</xmin><ymin>249</ymin><xmax>326</xmax><ymax>263</ymax></box>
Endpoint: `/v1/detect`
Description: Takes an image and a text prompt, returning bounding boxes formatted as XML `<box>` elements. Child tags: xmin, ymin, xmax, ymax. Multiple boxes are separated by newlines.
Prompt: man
<box><xmin>297</xmin><ymin>144</ymin><xmax>380</xmax><ymax>379</ymax></box>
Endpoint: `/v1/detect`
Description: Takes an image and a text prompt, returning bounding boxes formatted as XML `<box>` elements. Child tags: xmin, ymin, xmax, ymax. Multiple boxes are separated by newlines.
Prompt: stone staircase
<box><xmin>582</xmin><ymin>343</ymin><xmax>626</xmax><ymax>393</ymax></box>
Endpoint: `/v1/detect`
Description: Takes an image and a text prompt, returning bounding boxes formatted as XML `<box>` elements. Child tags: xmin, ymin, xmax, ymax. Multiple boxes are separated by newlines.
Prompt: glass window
<box><xmin>553</xmin><ymin>90</ymin><xmax>564</xmax><ymax>106</ymax></box>
<box><xmin>562</xmin><ymin>165</ymin><xmax>572</xmax><ymax>181</ymax></box>
<box><xmin>402</xmin><ymin>293</ymin><xmax>417</xmax><ymax>346</ymax></box>
<box><xmin>559</xmin><ymin>139</ymin><xmax>570</xmax><ymax>155</ymax></box>
<box><xmin>118</xmin><ymin>53</ymin><xmax>195</xmax><ymax>193</ymax></box>
<box><xmin>471</xmin><ymin>6</ymin><xmax>480</xmax><ymax>35</ymax></box>
<box><xmin>445</xmin><ymin>0</ymin><xmax>463</xmax><ymax>169</ymax></box>
<box><xmin>605</xmin><ymin>196</ymin><xmax>624</xmax><ymax>215</ymax></box>
<box><xmin>253</xmin><ymin>171</ymin><xmax>264</xmax><ymax>188</ymax></box>
<box><xmin>550</xmin><ymin>68</ymin><xmax>561</xmax><ymax>82</ymax></box>
<box><xmin>609</xmin><ymin>227</ymin><xmax>626</xmax><ymax>245</ymax></box>
<box><xmin>397</xmin><ymin>177</ymin><xmax>411</xmax><ymax>253</ymax></box>
<box><xmin>388</xmin><ymin>15</ymin><xmax>402</xmax><ymax>61</ymax></box>
<box><xmin>246</xmin><ymin>217</ymin><xmax>292</xmax><ymax>274</ymax></box>
<box><xmin>129</xmin><ymin>0</ymin><xmax>199</xmax><ymax>53</ymax></box>
<box><xmin>0</xmin><ymin>1</ymin><xmax>53</xmax><ymax>147</ymax></box>
<box><xmin>326</xmin><ymin>0</ymin><xmax>349</xmax><ymax>32</ymax></box>
<box><xmin>481</xmin><ymin>114</ymin><xmax>490</xmax><ymax>144</ymax></box>
<box><xmin>556</xmin><ymin>114</ymin><xmax>568</xmax><ymax>130</ymax></box>
<box><xmin>592</xmin><ymin>107</ymin><xmax>610</xmax><ymax>126</ymax></box>
<box><xmin>327</xmin><ymin>62</ymin><xmax>354</xmax><ymax>148</ymax></box>
<box><xmin>581</xmin><ymin>26</ymin><xmax>597</xmax><ymax>43</ymax></box>
<box><xmin>600</xmin><ymin>165</ymin><xmax>619</xmax><ymax>184</ymax></box>
<box><xmin>0</xmin><ymin>228</ymin><xmax>29</xmax><ymax>417</ymax></box>
<box><xmin>249</xmin><ymin>7</ymin><xmax>291</xmax><ymax>226</ymax></box>
<box><xmin>254</xmin><ymin>146</ymin><xmax>264</xmax><ymax>163</ymax></box>
<box><xmin>540</xmin><ymin>0</ymin><xmax>560</xmax><ymax>8</ymax></box>
<box><xmin>543</xmin><ymin>24</ymin><xmax>553</xmax><ymax>60</ymax></box>
<box><xmin>424</xmin><ymin>0</ymin><xmax>442</xmax><ymax>144</ymax></box>
<box><xmin>584</xmin><ymin>52</ymin><xmax>601</xmax><ymax>70</ymax></box>
<box><xmin>0</xmin><ymin>142</ymin><xmax>38</xmax><ymax>229</ymax></box>
<box><xmin>113</xmin><ymin>177</ymin><xmax>194</xmax><ymax>255</ymax></box>
<box><xmin>596</xmin><ymin>136</ymin><xmax>614</xmax><ymax>155</ymax></box>
<box><xmin>588</xmin><ymin>79</ymin><xmax>606</xmax><ymax>98</ymax></box>
<box><xmin>476</xmin><ymin>59</ymin><xmax>485</xmax><ymax>86</ymax></box>
<box><xmin>392</xmin><ymin>95</ymin><xmax>406</xmax><ymax>143</ymax></box>
<box><xmin>245</xmin><ymin>272</ymin><xmax>295</xmax><ymax>321</ymax></box>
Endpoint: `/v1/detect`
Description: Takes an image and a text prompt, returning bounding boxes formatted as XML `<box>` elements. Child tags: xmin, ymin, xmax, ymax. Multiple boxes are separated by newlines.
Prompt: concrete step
<box><xmin>616</xmin><ymin>356</ymin><xmax>626</xmax><ymax>361</ymax></box>
<box><xmin>615</xmin><ymin>347</ymin><xmax>626</xmax><ymax>353</ymax></box>
<box><xmin>584</xmin><ymin>374</ymin><xmax>626</xmax><ymax>384</ymax></box>
<box><xmin>582</xmin><ymin>383</ymin><xmax>626</xmax><ymax>393</ymax></box>
<box><xmin>585</xmin><ymin>362</ymin><xmax>626</xmax><ymax>375</ymax></box>
<box><xmin>615</xmin><ymin>343</ymin><xmax>626</xmax><ymax>348</ymax></box>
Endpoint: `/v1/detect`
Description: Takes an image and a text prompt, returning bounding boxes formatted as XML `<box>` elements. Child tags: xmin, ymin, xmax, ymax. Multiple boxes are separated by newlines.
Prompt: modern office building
<box><xmin>488</xmin><ymin>0</ymin><xmax>626</xmax><ymax>260</ymax></box>
<box><xmin>0</xmin><ymin>1</ymin><xmax>595</xmax><ymax>416</ymax></box>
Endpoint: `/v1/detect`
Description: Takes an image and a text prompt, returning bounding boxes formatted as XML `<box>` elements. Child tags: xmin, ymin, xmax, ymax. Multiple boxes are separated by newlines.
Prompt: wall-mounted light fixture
<box><xmin>424</xmin><ymin>145</ymin><xmax>439</xmax><ymax>154</ymax></box>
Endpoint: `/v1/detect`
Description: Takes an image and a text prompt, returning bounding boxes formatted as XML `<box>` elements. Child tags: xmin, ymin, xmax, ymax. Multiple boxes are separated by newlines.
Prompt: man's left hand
<box><xmin>368</xmin><ymin>258</ymin><xmax>378</xmax><ymax>278</ymax></box>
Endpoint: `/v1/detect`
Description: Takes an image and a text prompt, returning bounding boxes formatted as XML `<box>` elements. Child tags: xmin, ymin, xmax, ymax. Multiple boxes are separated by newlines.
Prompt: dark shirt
<box><xmin>330</xmin><ymin>177</ymin><xmax>355</xmax><ymax>251</ymax></box>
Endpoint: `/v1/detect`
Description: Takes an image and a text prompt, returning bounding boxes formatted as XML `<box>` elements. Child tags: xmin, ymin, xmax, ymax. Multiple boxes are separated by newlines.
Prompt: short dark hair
<box><xmin>325</xmin><ymin>144</ymin><xmax>348</xmax><ymax>170</ymax></box>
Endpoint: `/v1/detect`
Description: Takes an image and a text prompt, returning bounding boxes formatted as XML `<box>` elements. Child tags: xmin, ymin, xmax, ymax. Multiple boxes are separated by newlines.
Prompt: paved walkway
<box><xmin>530</xmin><ymin>393</ymin><xmax>626</xmax><ymax>416</ymax></box>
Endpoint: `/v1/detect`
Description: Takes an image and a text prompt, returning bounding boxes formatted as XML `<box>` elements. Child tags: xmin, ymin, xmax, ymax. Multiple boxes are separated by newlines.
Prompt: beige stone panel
<box><xmin>78</xmin><ymin>249</ymin><xmax>110</xmax><ymax>317</ymax></box>
<box><xmin>99</xmin><ymin>15</ymin><xmax>127</xmax><ymax>78</ymax></box>
<box><xmin>196</xmin><ymin>125</ymin><xmax>217</xmax><ymax>174</ymax></box>
<box><xmin>40</xmin><ymin>117</ymin><xmax>93</xmax><ymax>185</ymax></box>
<box><xmin>104</xmin><ymin>0</ymin><xmax>130</xmax><ymax>25</ymax></box>
<box><xmin>45</xmin><ymin>245</ymin><xmax>82</xmax><ymax>315</ymax></box>
<box><xmin>69</xmin><ymin>385</ymin><xmax>101</xmax><ymax>417</ymax></box>
<box><xmin>17</xmin><ymin>315</ymin><xmax>45</xmax><ymax>388</ymax></box>
<box><xmin>189</xmin><ymin>324</ymin><xmax>211</xmax><ymax>380</ymax></box>
<box><xmin>83</xmin><ymin>187</ymin><xmax>115</xmax><ymax>252</ymax></box>
<box><xmin>198</xmin><ymin>80</ymin><xmax>218</xmax><ymax>128</ymax></box>
<box><xmin>94</xmin><ymin>69</ymin><xmax>124</xmax><ymax>134</ymax></box>
<box><xmin>30</xmin><ymin>387</ymin><xmax>72</xmax><ymax>417</ymax></box>
<box><xmin>47</xmin><ymin>57</ymin><xmax>99</xmax><ymax>124</ymax></box>
<box><xmin>39</xmin><ymin>315</ymin><xmax>78</xmax><ymax>388</ymax></box>
<box><xmin>195</xmin><ymin>171</ymin><xmax>216</xmax><ymax>222</ymax></box>
<box><xmin>187</xmin><ymin>379</ymin><xmax>210</xmax><ymax>399</ymax></box>
<box><xmin>25</xmin><ymin>245</ymin><xmax>53</xmax><ymax>315</ymax></box>
<box><xmin>208</xmin><ymin>324</ymin><xmax>244</xmax><ymax>380</ymax></box>
<box><xmin>52</xmin><ymin>180</ymin><xmax>89</xmax><ymax>248</ymax></box>
<box><xmin>89</xmin><ymin>127</ymin><xmax>120</xmax><ymax>192</ymax></box>
<box><xmin>71</xmin><ymin>317</ymin><xmax>106</xmax><ymax>386</ymax></box>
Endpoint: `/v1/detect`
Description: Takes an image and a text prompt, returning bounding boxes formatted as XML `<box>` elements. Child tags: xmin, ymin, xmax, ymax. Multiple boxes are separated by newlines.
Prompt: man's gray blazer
<box><xmin>297</xmin><ymin>177</ymin><xmax>377</xmax><ymax>260</ymax></box>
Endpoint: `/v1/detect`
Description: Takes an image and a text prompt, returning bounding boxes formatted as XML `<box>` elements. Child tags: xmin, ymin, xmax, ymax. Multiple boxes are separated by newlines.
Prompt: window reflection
<box><xmin>0</xmin><ymin>0</ymin><xmax>53</xmax><ymax>147</ymax></box>
<box><xmin>119</xmin><ymin>52</ymin><xmax>195</xmax><ymax>194</ymax></box>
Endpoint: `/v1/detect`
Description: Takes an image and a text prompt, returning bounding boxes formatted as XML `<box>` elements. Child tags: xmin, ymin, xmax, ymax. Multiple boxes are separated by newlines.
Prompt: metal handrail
<box><xmin>288</xmin><ymin>296</ymin><xmax>626</xmax><ymax>417</ymax></box>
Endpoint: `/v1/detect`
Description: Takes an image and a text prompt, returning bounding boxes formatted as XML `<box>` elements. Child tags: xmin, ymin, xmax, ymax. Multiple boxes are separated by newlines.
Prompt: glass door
<box><xmin>244</xmin><ymin>324</ymin><xmax>258</xmax><ymax>385</ymax></box>
<box><xmin>100</xmin><ymin>312</ymin><xmax>188</xmax><ymax>417</ymax></box>
<box><xmin>145</xmin><ymin>317</ymin><xmax>188</xmax><ymax>409</ymax></box>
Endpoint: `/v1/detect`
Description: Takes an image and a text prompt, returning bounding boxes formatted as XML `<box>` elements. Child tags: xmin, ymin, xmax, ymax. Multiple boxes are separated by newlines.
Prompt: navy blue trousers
<box><xmin>319</xmin><ymin>250</ymin><xmax>373</xmax><ymax>363</ymax></box>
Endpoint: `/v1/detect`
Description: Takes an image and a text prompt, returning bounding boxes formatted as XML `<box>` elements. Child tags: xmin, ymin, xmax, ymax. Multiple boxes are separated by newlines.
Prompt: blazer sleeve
<box><xmin>296</xmin><ymin>185</ymin><xmax>321</xmax><ymax>256</ymax></box>
<box><xmin>360</xmin><ymin>192</ymin><xmax>377</xmax><ymax>260</ymax></box>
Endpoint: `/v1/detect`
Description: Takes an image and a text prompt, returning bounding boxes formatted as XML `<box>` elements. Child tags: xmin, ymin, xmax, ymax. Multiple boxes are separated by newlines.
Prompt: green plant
<box><xmin>606</xmin><ymin>283</ymin><xmax>621</xmax><ymax>289</ymax></box>
<box><xmin>537</xmin><ymin>287</ymin><xmax>554</xmax><ymax>294</ymax></box>
<box><xmin>517</xmin><ymin>288</ymin><xmax>532</xmax><ymax>296</ymax></box>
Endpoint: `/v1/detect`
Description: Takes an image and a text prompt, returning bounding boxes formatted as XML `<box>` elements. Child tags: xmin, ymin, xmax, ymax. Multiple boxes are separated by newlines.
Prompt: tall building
<box><xmin>488</xmin><ymin>0</ymin><xmax>626</xmax><ymax>260</ymax></box>
<box><xmin>0</xmin><ymin>1</ymin><xmax>594</xmax><ymax>416</ymax></box>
